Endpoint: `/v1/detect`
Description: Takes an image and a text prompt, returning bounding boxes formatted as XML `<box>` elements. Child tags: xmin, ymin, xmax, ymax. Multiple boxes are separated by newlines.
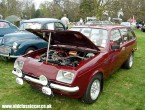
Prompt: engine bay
<box><xmin>27</xmin><ymin>46</ymin><xmax>97</xmax><ymax>67</ymax></box>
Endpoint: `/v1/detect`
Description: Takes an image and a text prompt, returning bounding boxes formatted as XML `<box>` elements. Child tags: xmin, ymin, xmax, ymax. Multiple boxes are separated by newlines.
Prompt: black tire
<box><xmin>123</xmin><ymin>53</ymin><xmax>133</xmax><ymax>69</ymax></box>
<box><xmin>81</xmin><ymin>74</ymin><xmax>103</xmax><ymax>104</ymax></box>
<box><xmin>25</xmin><ymin>47</ymin><xmax>36</xmax><ymax>54</ymax></box>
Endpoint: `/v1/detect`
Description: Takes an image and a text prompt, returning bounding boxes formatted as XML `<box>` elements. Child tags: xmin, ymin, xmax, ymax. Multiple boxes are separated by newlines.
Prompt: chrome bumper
<box><xmin>12</xmin><ymin>70</ymin><xmax>79</xmax><ymax>93</ymax></box>
<box><xmin>0</xmin><ymin>53</ymin><xmax>20</xmax><ymax>58</ymax></box>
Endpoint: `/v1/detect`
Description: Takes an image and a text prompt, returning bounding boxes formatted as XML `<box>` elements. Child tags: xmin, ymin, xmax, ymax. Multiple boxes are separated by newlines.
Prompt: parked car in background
<box><xmin>0</xmin><ymin>18</ymin><xmax>65</xmax><ymax>59</ymax></box>
<box><xmin>0</xmin><ymin>20</ymin><xmax>18</xmax><ymax>43</ymax></box>
<box><xmin>141</xmin><ymin>22</ymin><xmax>145</xmax><ymax>32</ymax></box>
<box><xmin>0</xmin><ymin>20</ymin><xmax>18</xmax><ymax>37</ymax></box>
<box><xmin>12</xmin><ymin>25</ymin><xmax>137</xmax><ymax>104</ymax></box>
<box><xmin>120</xmin><ymin>22</ymin><xmax>131</xmax><ymax>27</ymax></box>
<box><xmin>136</xmin><ymin>22</ymin><xmax>142</xmax><ymax>29</ymax></box>
<box><xmin>141</xmin><ymin>25</ymin><xmax>145</xmax><ymax>32</ymax></box>
<box><xmin>120</xmin><ymin>22</ymin><xmax>135</xmax><ymax>29</ymax></box>
<box><xmin>85</xmin><ymin>20</ymin><xmax>113</xmax><ymax>25</ymax></box>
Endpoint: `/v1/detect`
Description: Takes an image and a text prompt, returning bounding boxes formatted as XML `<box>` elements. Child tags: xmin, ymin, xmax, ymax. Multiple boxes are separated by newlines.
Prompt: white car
<box><xmin>121</xmin><ymin>22</ymin><xmax>135</xmax><ymax>29</ymax></box>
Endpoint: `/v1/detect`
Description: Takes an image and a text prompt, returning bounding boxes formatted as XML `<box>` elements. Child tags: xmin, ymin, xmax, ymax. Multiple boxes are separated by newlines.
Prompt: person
<box><xmin>79</xmin><ymin>18</ymin><xmax>83</xmax><ymax>25</ymax></box>
<box><xmin>61</xmin><ymin>14</ymin><xmax>69</xmax><ymax>29</ymax></box>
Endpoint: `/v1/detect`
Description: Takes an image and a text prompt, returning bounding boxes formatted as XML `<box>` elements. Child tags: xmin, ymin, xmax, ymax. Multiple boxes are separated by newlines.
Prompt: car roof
<box><xmin>71</xmin><ymin>24</ymin><xmax>128</xmax><ymax>30</ymax></box>
<box><xmin>0</xmin><ymin>20</ymin><xmax>11</xmax><ymax>23</ymax></box>
<box><xmin>22</xmin><ymin>18</ymin><xmax>62</xmax><ymax>24</ymax></box>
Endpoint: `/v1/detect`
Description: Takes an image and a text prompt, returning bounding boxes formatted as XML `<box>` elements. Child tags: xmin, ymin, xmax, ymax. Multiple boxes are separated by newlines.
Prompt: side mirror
<box><xmin>111</xmin><ymin>44</ymin><xmax>120</xmax><ymax>50</ymax></box>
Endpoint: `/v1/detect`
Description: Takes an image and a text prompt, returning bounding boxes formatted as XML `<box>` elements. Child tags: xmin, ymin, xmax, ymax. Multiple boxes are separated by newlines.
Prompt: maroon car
<box><xmin>12</xmin><ymin>25</ymin><xmax>137</xmax><ymax>104</ymax></box>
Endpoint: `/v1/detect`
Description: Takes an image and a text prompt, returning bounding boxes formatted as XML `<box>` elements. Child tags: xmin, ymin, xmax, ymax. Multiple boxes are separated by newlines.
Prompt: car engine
<box><xmin>38</xmin><ymin>48</ymin><xmax>96</xmax><ymax>67</ymax></box>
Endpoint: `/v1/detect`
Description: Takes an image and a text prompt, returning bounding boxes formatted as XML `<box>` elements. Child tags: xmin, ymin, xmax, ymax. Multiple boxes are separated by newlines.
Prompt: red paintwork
<box><xmin>16</xmin><ymin>25</ymin><xmax>137</xmax><ymax>98</ymax></box>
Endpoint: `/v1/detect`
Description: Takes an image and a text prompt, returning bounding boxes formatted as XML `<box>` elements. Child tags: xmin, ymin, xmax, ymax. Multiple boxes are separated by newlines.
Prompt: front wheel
<box><xmin>81</xmin><ymin>74</ymin><xmax>102</xmax><ymax>104</ymax></box>
<box><xmin>25</xmin><ymin>47</ymin><xmax>36</xmax><ymax>54</ymax></box>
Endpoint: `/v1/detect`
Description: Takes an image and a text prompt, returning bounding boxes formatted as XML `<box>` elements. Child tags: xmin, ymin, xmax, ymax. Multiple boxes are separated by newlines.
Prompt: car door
<box><xmin>107</xmin><ymin>29</ymin><xmax>126</xmax><ymax>74</ymax></box>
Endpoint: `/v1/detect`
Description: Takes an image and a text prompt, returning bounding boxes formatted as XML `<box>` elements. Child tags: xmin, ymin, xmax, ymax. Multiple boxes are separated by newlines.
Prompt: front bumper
<box><xmin>0</xmin><ymin>53</ymin><xmax>20</xmax><ymax>58</ymax></box>
<box><xmin>12</xmin><ymin>70</ymin><xmax>79</xmax><ymax>93</ymax></box>
<box><xmin>0</xmin><ymin>45</ymin><xmax>20</xmax><ymax>58</ymax></box>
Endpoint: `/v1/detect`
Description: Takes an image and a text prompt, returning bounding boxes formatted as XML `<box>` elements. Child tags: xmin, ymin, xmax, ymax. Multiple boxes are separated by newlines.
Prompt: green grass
<box><xmin>0</xmin><ymin>30</ymin><xmax>145</xmax><ymax>110</ymax></box>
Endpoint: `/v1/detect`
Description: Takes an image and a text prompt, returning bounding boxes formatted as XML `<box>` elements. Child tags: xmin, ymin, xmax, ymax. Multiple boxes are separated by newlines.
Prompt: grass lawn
<box><xmin>0</xmin><ymin>30</ymin><xmax>145</xmax><ymax>110</ymax></box>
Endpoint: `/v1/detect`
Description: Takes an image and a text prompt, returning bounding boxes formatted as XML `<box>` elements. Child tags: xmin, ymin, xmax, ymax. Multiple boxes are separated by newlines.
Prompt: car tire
<box><xmin>25</xmin><ymin>47</ymin><xmax>36</xmax><ymax>54</ymax></box>
<box><xmin>81</xmin><ymin>74</ymin><xmax>102</xmax><ymax>104</ymax></box>
<box><xmin>123</xmin><ymin>53</ymin><xmax>134</xmax><ymax>69</ymax></box>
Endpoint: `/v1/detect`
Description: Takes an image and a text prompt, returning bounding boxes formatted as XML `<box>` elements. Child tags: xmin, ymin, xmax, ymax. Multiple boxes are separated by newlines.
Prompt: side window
<box><xmin>0</xmin><ymin>22</ymin><xmax>10</xmax><ymax>28</ymax></box>
<box><xmin>110</xmin><ymin>29</ymin><xmax>122</xmax><ymax>45</ymax></box>
<box><xmin>46</xmin><ymin>23</ymin><xmax>54</xmax><ymax>30</ymax></box>
<box><xmin>120</xmin><ymin>28</ymin><xmax>128</xmax><ymax>43</ymax></box>
<box><xmin>127</xmin><ymin>28</ymin><xmax>135</xmax><ymax>40</ymax></box>
<box><xmin>55</xmin><ymin>22</ymin><xmax>65</xmax><ymax>30</ymax></box>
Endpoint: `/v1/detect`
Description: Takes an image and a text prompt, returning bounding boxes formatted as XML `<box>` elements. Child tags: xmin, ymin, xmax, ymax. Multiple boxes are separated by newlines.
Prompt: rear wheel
<box><xmin>25</xmin><ymin>47</ymin><xmax>36</xmax><ymax>54</ymax></box>
<box><xmin>123</xmin><ymin>53</ymin><xmax>133</xmax><ymax>69</ymax></box>
<box><xmin>81</xmin><ymin>74</ymin><xmax>103</xmax><ymax>104</ymax></box>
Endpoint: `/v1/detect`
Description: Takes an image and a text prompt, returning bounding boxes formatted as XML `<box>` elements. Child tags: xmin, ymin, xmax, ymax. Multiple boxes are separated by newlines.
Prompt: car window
<box><xmin>120</xmin><ymin>28</ymin><xmax>128</xmax><ymax>43</ymax></box>
<box><xmin>19</xmin><ymin>22</ymin><xmax>41</xmax><ymax>30</ymax></box>
<box><xmin>90</xmin><ymin>29</ymin><xmax>108</xmax><ymax>47</ymax></box>
<box><xmin>110</xmin><ymin>29</ymin><xmax>122</xmax><ymax>45</ymax></box>
<box><xmin>127</xmin><ymin>28</ymin><xmax>135</xmax><ymax>40</ymax></box>
<box><xmin>70</xmin><ymin>27</ymin><xmax>108</xmax><ymax>48</ymax></box>
<box><xmin>46</xmin><ymin>23</ymin><xmax>55</xmax><ymax>30</ymax></box>
<box><xmin>0</xmin><ymin>22</ymin><xmax>10</xmax><ymax>28</ymax></box>
<box><xmin>55</xmin><ymin>22</ymin><xmax>65</xmax><ymax>30</ymax></box>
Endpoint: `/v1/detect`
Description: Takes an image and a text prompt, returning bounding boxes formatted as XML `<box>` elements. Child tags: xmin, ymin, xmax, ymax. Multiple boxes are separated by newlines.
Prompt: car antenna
<box><xmin>46</xmin><ymin>32</ymin><xmax>51</xmax><ymax>64</ymax></box>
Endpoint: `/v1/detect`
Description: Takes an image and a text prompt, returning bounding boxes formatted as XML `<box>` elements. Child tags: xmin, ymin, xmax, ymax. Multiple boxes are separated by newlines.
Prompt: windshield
<box><xmin>19</xmin><ymin>22</ymin><xmax>42</xmax><ymax>30</ymax></box>
<box><xmin>69</xmin><ymin>27</ymin><xmax>108</xmax><ymax>48</ymax></box>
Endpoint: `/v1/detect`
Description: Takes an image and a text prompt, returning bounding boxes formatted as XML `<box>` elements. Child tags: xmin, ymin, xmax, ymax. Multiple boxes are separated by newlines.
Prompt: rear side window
<box><xmin>120</xmin><ymin>28</ymin><xmax>128</xmax><ymax>43</ymax></box>
<box><xmin>46</xmin><ymin>23</ymin><xmax>54</xmax><ymax>30</ymax></box>
<box><xmin>120</xmin><ymin>28</ymin><xmax>135</xmax><ymax>43</ymax></box>
<box><xmin>110</xmin><ymin>29</ymin><xmax>122</xmax><ymax>45</ymax></box>
<box><xmin>55</xmin><ymin>22</ymin><xmax>65</xmax><ymax>30</ymax></box>
<box><xmin>128</xmin><ymin>28</ymin><xmax>135</xmax><ymax>40</ymax></box>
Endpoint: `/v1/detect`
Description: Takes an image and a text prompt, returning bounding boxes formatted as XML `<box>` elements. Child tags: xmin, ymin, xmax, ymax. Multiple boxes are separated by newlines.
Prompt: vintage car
<box><xmin>141</xmin><ymin>25</ymin><xmax>145</xmax><ymax>32</ymax></box>
<box><xmin>85</xmin><ymin>20</ymin><xmax>113</xmax><ymax>25</ymax></box>
<box><xmin>0</xmin><ymin>20</ymin><xmax>18</xmax><ymax>37</ymax></box>
<box><xmin>0</xmin><ymin>20</ymin><xmax>18</xmax><ymax>44</ymax></box>
<box><xmin>0</xmin><ymin>18</ymin><xmax>65</xmax><ymax>59</ymax></box>
<box><xmin>12</xmin><ymin>25</ymin><xmax>137</xmax><ymax>104</ymax></box>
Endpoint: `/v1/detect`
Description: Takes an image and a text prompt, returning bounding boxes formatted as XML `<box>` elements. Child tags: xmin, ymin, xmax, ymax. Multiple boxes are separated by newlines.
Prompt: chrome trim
<box><xmin>24</xmin><ymin>75</ymin><xmax>47</xmax><ymax>86</ymax></box>
<box><xmin>50</xmin><ymin>83</ymin><xmax>79</xmax><ymax>93</ymax></box>
<box><xmin>12</xmin><ymin>70</ymin><xmax>79</xmax><ymax>93</ymax></box>
<box><xmin>0</xmin><ymin>53</ymin><xmax>20</xmax><ymax>58</ymax></box>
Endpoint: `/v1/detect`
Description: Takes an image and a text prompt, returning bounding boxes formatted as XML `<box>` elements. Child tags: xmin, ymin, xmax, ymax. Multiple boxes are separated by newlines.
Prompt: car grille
<box><xmin>0</xmin><ymin>45</ymin><xmax>11</xmax><ymax>54</ymax></box>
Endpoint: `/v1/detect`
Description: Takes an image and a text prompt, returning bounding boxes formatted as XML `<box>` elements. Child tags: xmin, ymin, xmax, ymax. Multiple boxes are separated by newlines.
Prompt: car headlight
<box><xmin>13</xmin><ymin>42</ymin><xmax>18</xmax><ymax>50</ymax></box>
<box><xmin>39</xmin><ymin>75</ymin><xmax>48</xmax><ymax>85</ymax></box>
<box><xmin>14</xmin><ymin>60</ymin><xmax>24</xmax><ymax>70</ymax></box>
<box><xmin>56</xmin><ymin>70</ymin><xmax>75</xmax><ymax>84</ymax></box>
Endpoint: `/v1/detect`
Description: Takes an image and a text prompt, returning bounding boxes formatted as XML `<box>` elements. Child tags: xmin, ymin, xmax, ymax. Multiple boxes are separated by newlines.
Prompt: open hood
<box><xmin>27</xmin><ymin>29</ymin><xmax>100</xmax><ymax>51</ymax></box>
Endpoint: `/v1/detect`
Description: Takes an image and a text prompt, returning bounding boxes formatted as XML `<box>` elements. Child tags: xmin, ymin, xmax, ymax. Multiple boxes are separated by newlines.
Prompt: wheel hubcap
<box><xmin>129</xmin><ymin>55</ymin><xmax>133</xmax><ymax>67</ymax></box>
<box><xmin>27</xmin><ymin>50</ymin><xmax>34</xmax><ymax>54</ymax></box>
<box><xmin>90</xmin><ymin>79</ymin><xmax>100</xmax><ymax>100</ymax></box>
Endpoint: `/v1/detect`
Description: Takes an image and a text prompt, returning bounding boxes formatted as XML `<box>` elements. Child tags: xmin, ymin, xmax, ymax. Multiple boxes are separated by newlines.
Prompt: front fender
<box><xmin>16</xmin><ymin>39</ymin><xmax>47</xmax><ymax>55</ymax></box>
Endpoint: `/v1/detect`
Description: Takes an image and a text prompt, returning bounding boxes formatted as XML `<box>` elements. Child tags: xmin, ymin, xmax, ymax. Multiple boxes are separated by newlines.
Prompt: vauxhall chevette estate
<box><xmin>12</xmin><ymin>25</ymin><xmax>137</xmax><ymax>104</ymax></box>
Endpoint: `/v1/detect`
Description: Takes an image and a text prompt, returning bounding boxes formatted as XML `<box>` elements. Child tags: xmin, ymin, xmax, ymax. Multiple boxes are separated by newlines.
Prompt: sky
<box><xmin>32</xmin><ymin>0</ymin><xmax>52</xmax><ymax>9</ymax></box>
